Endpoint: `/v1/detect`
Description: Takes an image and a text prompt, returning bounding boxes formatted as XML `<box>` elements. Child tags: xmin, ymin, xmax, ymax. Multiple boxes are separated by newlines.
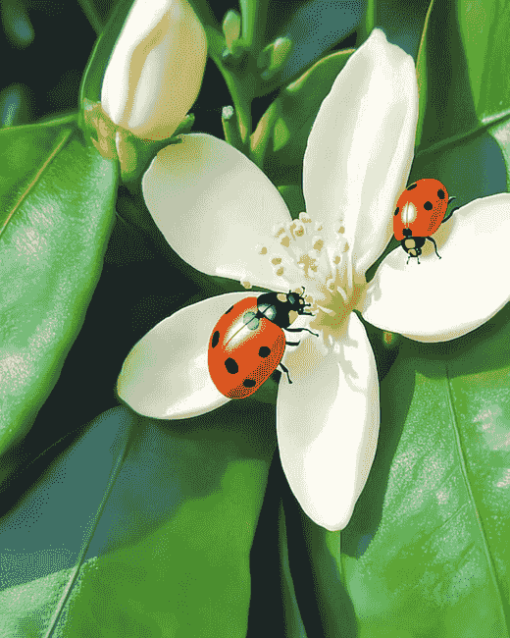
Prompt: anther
<box><xmin>312</xmin><ymin>237</ymin><xmax>324</xmax><ymax>251</ymax></box>
<box><xmin>258</xmin><ymin>245</ymin><xmax>268</xmax><ymax>255</ymax></box>
<box><xmin>280</xmin><ymin>234</ymin><xmax>290</xmax><ymax>248</ymax></box>
<box><xmin>271</xmin><ymin>256</ymin><xmax>282</xmax><ymax>265</ymax></box>
<box><xmin>241</xmin><ymin>280</ymin><xmax>252</xmax><ymax>289</ymax></box>
<box><xmin>299</xmin><ymin>212</ymin><xmax>312</xmax><ymax>224</ymax></box>
<box><xmin>332</xmin><ymin>254</ymin><xmax>341</xmax><ymax>264</ymax></box>
<box><xmin>275</xmin><ymin>266</ymin><xmax>285</xmax><ymax>276</ymax></box>
<box><xmin>315</xmin><ymin>222</ymin><xmax>323</xmax><ymax>232</ymax></box>
<box><xmin>343</xmin><ymin>241</ymin><xmax>349</xmax><ymax>253</ymax></box>
<box><xmin>336</xmin><ymin>225</ymin><xmax>345</xmax><ymax>234</ymax></box>
<box><xmin>293</xmin><ymin>222</ymin><xmax>305</xmax><ymax>237</ymax></box>
<box><xmin>273</xmin><ymin>224</ymin><xmax>286</xmax><ymax>238</ymax></box>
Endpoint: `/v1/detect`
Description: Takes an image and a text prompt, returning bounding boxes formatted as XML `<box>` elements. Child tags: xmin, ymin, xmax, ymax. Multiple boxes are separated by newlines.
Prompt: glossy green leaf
<box><xmin>457</xmin><ymin>0</ymin><xmax>510</xmax><ymax>125</ymax></box>
<box><xmin>0</xmin><ymin>403</ymin><xmax>277</xmax><ymax>636</ymax></box>
<box><xmin>271</xmin><ymin>308</ymin><xmax>510</xmax><ymax>636</ymax></box>
<box><xmin>417</xmin><ymin>0</ymin><xmax>510</xmax><ymax>150</ymax></box>
<box><xmin>251</xmin><ymin>50</ymin><xmax>353</xmax><ymax>185</ymax></box>
<box><xmin>340</xmin><ymin>308</ymin><xmax>510</xmax><ymax>636</ymax></box>
<box><xmin>0</xmin><ymin>117</ymin><xmax>117</xmax><ymax>455</ymax></box>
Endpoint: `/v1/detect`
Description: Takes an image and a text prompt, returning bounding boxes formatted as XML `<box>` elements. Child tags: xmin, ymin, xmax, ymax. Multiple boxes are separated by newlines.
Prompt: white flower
<box><xmin>101</xmin><ymin>0</ymin><xmax>207</xmax><ymax>140</ymax></box>
<box><xmin>117</xmin><ymin>30</ymin><xmax>510</xmax><ymax>530</ymax></box>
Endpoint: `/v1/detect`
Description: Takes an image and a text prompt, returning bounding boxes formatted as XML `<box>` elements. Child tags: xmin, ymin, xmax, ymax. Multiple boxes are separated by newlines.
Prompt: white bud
<box><xmin>101</xmin><ymin>0</ymin><xmax>207</xmax><ymax>140</ymax></box>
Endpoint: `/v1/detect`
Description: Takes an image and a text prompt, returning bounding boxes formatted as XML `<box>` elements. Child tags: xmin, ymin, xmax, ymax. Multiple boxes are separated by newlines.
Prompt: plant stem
<box><xmin>77</xmin><ymin>0</ymin><xmax>103</xmax><ymax>35</ymax></box>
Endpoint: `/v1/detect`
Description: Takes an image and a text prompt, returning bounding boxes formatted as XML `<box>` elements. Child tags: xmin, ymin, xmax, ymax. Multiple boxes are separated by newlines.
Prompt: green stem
<box><xmin>239</xmin><ymin>0</ymin><xmax>269</xmax><ymax>54</ymax></box>
<box><xmin>76</xmin><ymin>0</ymin><xmax>104</xmax><ymax>35</ymax></box>
<box><xmin>358</xmin><ymin>0</ymin><xmax>376</xmax><ymax>44</ymax></box>
<box><xmin>206</xmin><ymin>26</ymin><xmax>254</xmax><ymax>147</ymax></box>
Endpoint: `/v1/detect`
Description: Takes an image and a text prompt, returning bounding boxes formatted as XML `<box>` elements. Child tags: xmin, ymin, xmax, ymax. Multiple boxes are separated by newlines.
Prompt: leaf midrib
<box><xmin>43</xmin><ymin>424</ymin><xmax>134</xmax><ymax>638</ymax></box>
<box><xmin>443</xmin><ymin>362</ymin><xmax>510</xmax><ymax>635</ymax></box>
<box><xmin>0</xmin><ymin>127</ymin><xmax>74</xmax><ymax>239</ymax></box>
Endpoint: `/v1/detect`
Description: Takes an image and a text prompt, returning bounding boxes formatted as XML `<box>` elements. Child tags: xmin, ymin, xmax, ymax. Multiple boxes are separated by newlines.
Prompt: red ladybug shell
<box><xmin>208</xmin><ymin>296</ymin><xmax>286</xmax><ymax>399</ymax></box>
<box><xmin>393</xmin><ymin>179</ymin><xmax>449</xmax><ymax>241</ymax></box>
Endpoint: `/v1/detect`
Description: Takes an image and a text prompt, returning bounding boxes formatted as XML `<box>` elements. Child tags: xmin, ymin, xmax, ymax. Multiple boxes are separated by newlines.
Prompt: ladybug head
<box><xmin>401</xmin><ymin>236</ymin><xmax>425</xmax><ymax>259</ymax></box>
<box><xmin>286</xmin><ymin>289</ymin><xmax>310</xmax><ymax>315</ymax></box>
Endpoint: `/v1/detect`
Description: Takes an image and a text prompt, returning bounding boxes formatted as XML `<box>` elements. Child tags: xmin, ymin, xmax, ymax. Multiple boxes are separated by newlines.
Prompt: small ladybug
<box><xmin>393</xmin><ymin>178</ymin><xmax>458</xmax><ymax>263</ymax></box>
<box><xmin>208</xmin><ymin>290</ymin><xmax>317</xmax><ymax>399</ymax></box>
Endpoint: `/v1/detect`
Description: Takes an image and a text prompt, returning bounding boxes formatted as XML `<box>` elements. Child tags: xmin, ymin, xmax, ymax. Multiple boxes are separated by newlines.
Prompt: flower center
<box><xmin>249</xmin><ymin>212</ymin><xmax>366</xmax><ymax>341</ymax></box>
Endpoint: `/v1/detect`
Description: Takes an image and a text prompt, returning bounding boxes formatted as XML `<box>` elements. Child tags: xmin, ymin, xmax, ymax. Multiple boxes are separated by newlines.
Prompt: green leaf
<box><xmin>0</xmin><ymin>117</ymin><xmax>117</xmax><ymax>456</ymax></box>
<box><xmin>417</xmin><ymin>0</ymin><xmax>510</xmax><ymax>151</ymax></box>
<box><xmin>273</xmin><ymin>308</ymin><xmax>510</xmax><ymax>636</ymax></box>
<box><xmin>457</xmin><ymin>0</ymin><xmax>510</xmax><ymax>125</ymax></box>
<box><xmin>339</xmin><ymin>308</ymin><xmax>510</xmax><ymax>636</ymax></box>
<box><xmin>0</xmin><ymin>403</ymin><xmax>277</xmax><ymax>636</ymax></box>
<box><xmin>251</xmin><ymin>49</ymin><xmax>354</xmax><ymax>185</ymax></box>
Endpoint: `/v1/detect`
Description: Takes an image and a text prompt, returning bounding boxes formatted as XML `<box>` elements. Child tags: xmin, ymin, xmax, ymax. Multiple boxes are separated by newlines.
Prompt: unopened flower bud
<box><xmin>101</xmin><ymin>0</ymin><xmax>207</xmax><ymax>140</ymax></box>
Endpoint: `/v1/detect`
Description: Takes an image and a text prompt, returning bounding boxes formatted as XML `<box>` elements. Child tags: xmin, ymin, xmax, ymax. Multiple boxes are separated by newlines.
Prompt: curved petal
<box><xmin>361</xmin><ymin>193</ymin><xmax>510</xmax><ymax>342</ymax></box>
<box><xmin>117</xmin><ymin>292</ymin><xmax>255</xmax><ymax>418</ymax></box>
<box><xmin>142</xmin><ymin>134</ymin><xmax>294</xmax><ymax>291</ymax></box>
<box><xmin>303</xmin><ymin>29</ymin><xmax>418</xmax><ymax>276</ymax></box>
<box><xmin>276</xmin><ymin>313</ymin><xmax>379</xmax><ymax>531</ymax></box>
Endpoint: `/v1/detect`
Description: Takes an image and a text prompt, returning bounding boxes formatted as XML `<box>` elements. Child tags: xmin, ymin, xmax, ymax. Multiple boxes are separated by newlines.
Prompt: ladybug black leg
<box><xmin>442</xmin><ymin>206</ymin><xmax>459</xmax><ymax>224</ymax></box>
<box><xmin>426</xmin><ymin>236</ymin><xmax>442</xmax><ymax>259</ymax></box>
<box><xmin>279</xmin><ymin>362</ymin><xmax>293</xmax><ymax>384</ymax></box>
<box><xmin>448</xmin><ymin>196</ymin><xmax>456</xmax><ymax>205</ymax></box>
<box><xmin>301</xmin><ymin>311</ymin><xmax>315</xmax><ymax>317</ymax></box>
<box><xmin>285</xmin><ymin>340</ymin><xmax>300</xmax><ymax>346</ymax></box>
<box><xmin>286</xmin><ymin>327</ymin><xmax>319</xmax><ymax>337</ymax></box>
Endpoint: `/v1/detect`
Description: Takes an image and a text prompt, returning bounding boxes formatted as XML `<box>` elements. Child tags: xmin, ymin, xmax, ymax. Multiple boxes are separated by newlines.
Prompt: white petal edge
<box><xmin>117</xmin><ymin>292</ymin><xmax>256</xmax><ymax>418</ymax></box>
<box><xmin>101</xmin><ymin>0</ymin><xmax>207</xmax><ymax>139</ymax></box>
<box><xmin>276</xmin><ymin>313</ymin><xmax>380</xmax><ymax>530</ymax></box>
<box><xmin>142</xmin><ymin>133</ymin><xmax>295</xmax><ymax>292</ymax></box>
<box><xmin>361</xmin><ymin>193</ymin><xmax>510</xmax><ymax>342</ymax></box>
<box><xmin>303</xmin><ymin>29</ymin><xmax>418</xmax><ymax>276</ymax></box>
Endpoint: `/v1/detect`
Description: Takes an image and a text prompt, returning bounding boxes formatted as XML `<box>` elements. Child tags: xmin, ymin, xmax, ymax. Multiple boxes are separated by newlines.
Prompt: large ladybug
<box><xmin>393</xmin><ymin>178</ymin><xmax>457</xmax><ymax>263</ymax></box>
<box><xmin>208</xmin><ymin>290</ymin><xmax>316</xmax><ymax>399</ymax></box>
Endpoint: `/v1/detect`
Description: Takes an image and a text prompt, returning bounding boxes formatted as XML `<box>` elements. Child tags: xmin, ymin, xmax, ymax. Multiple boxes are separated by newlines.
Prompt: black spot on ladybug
<box><xmin>424</xmin><ymin>201</ymin><xmax>433</xmax><ymax>210</ymax></box>
<box><xmin>394</xmin><ymin>207</ymin><xmax>399</xmax><ymax>216</ymax></box>
<box><xmin>259</xmin><ymin>346</ymin><xmax>271</xmax><ymax>358</ymax></box>
<box><xmin>437</xmin><ymin>189</ymin><xmax>445</xmax><ymax>200</ymax></box>
<box><xmin>224</xmin><ymin>305</ymin><xmax>234</xmax><ymax>314</ymax></box>
<box><xmin>407</xmin><ymin>183</ymin><xmax>417</xmax><ymax>191</ymax></box>
<box><xmin>225</xmin><ymin>358</ymin><xmax>238</xmax><ymax>374</ymax></box>
<box><xmin>211</xmin><ymin>331</ymin><xmax>220</xmax><ymax>348</ymax></box>
<box><xmin>243</xmin><ymin>379</ymin><xmax>256</xmax><ymax>388</ymax></box>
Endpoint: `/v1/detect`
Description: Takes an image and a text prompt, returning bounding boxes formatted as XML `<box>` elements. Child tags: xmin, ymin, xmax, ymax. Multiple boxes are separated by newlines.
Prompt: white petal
<box><xmin>361</xmin><ymin>193</ymin><xmax>510</xmax><ymax>342</ymax></box>
<box><xmin>303</xmin><ymin>29</ymin><xmax>418</xmax><ymax>276</ymax></box>
<box><xmin>276</xmin><ymin>313</ymin><xmax>379</xmax><ymax>530</ymax></box>
<box><xmin>101</xmin><ymin>0</ymin><xmax>207</xmax><ymax>139</ymax></box>
<box><xmin>143</xmin><ymin>134</ymin><xmax>294</xmax><ymax>291</ymax></box>
<box><xmin>117</xmin><ymin>292</ymin><xmax>255</xmax><ymax>418</ymax></box>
